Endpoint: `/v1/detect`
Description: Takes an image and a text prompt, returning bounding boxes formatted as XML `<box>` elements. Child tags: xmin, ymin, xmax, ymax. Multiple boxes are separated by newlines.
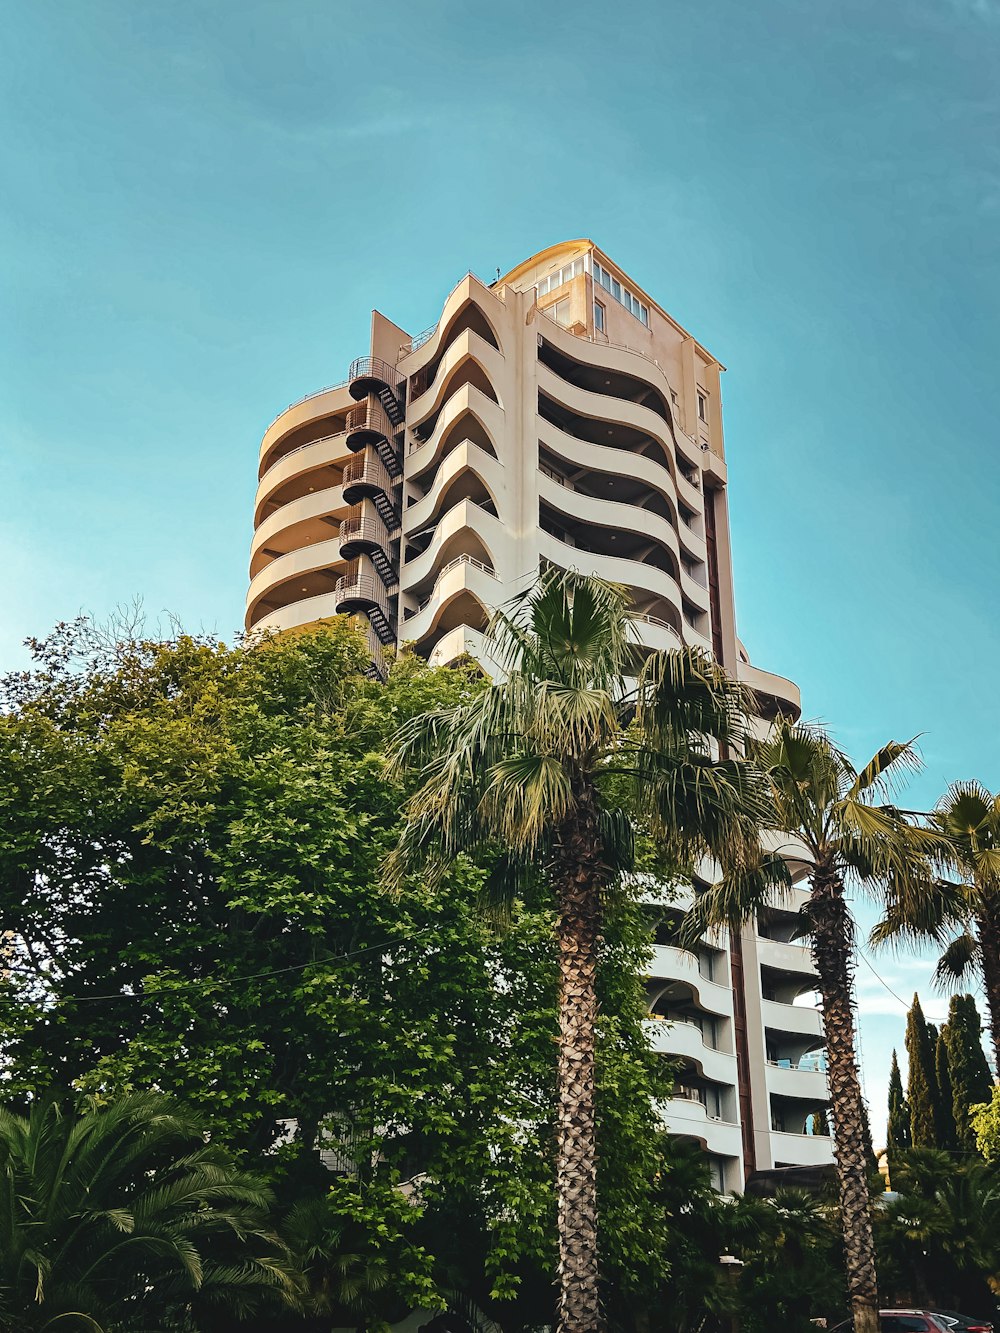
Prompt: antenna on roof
<box><xmin>496</xmin><ymin>267</ymin><xmax>501</xmax><ymax>282</ymax></box>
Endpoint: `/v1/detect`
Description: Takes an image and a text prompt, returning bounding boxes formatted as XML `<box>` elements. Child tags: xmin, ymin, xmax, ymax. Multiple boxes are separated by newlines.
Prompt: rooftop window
<box><xmin>593</xmin><ymin>259</ymin><xmax>649</xmax><ymax>326</ymax></box>
<box><xmin>536</xmin><ymin>257</ymin><xmax>585</xmax><ymax>297</ymax></box>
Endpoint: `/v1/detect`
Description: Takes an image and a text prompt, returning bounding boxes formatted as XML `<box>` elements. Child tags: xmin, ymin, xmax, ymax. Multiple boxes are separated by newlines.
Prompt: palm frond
<box><xmin>848</xmin><ymin>738</ymin><xmax>923</xmax><ymax>801</ymax></box>
<box><xmin>869</xmin><ymin>877</ymin><xmax>970</xmax><ymax>950</ymax></box>
<box><xmin>637</xmin><ymin>645</ymin><xmax>752</xmax><ymax>754</ymax></box>
<box><xmin>480</xmin><ymin>752</ymin><xmax>575</xmax><ymax>851</ymax></box>
<box><xmin>679</xmin><ymin>852</ymin><xmax>793</xmax><ymax>949</ymax></box>
<box><xmin>932</xmin><ymin>931</ymin><xmax>982</xmax><ymax>990</ymax></box>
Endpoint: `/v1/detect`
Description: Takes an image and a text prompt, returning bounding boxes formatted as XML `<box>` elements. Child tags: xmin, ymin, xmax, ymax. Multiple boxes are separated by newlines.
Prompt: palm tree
<box><xmin>388</xmin><ymin>569</ymin><xmax>771</xmax><ymax>1333</ymax></box>
<box><xmin>0</xmin><ymin>1091</ymin><xmax>295</xmax><ymax>1331</ymax></box>
<box><xmin>684</xmin><ymin>719</ymin><xmax>938</xmax><ymax>1333</ymax></box>
<box><xmin>876</xmin><ymin>782</ymin><xmax>1000</xmax><ymax>1067</ymax></box>
<box><xmin>880</xmin><ymin>1147</ymin><xmax>1000</xmax><ymax>1312</ymax></box>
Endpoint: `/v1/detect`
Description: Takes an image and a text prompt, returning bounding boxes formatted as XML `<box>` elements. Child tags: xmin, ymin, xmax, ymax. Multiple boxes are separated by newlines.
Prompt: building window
<box><xmin>544</xmin><ymin>297</ymin><xmax>571</xmax><ymax>328</ymax></box>
<box><xmin>592</xmin><ymin>258</ymin><xmax>649</xmax><ymax>326</ymax></box>
<box><xmin>697</xmin><ymin>391</ymin><xmax>707</xmax><ymax>422</ymax></box>
<box><xmin>536</xmin><ymin>257</ymin><xmax>585</xmax><ymax>298</ymax></box>
<box><xmin>708</xmin><ymin>1156</ymin><xmax>726</xmax><ymax>1192</ymax></box>
<box><xmin>594</xmin><ymin>300</ymin><xmax>605</xmax><ymax>332</ymax></box>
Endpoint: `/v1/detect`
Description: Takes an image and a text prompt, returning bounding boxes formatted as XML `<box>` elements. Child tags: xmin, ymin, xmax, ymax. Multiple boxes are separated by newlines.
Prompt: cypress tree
<box><xmin>934</xmin><ymin>1027</ymin><xmax>957</xmax><ymax>1149</ymax></box>
<box><xmin>887</xmin><ymin>1049</ymin><xmax>911</xmax><ymax>1163</ymax></box>
<box><xmin>943</xmin><ymin>993</ymin><xmax>994</xmax><ymax>1153</ymax></box>
<box><xmin>905</xmin><ymin>994</ymin><xmax>939</xmax><ymax>1147</ymax></box>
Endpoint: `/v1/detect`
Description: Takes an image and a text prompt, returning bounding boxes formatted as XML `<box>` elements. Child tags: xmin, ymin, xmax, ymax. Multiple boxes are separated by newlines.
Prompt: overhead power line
<box><xmin>0</xmin><ymin>926</ymin><xmax>436</xmax><ymax>1007</ymax></box>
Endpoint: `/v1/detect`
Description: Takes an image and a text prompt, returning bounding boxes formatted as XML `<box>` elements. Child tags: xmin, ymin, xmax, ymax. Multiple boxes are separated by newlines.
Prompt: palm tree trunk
<box><xmin>552</xmin><ymin>785</ymin><xmax>606</xmax><ymax>1333</ymax></box>
<box><xmin>810</xmin><ymin>854</ymin><xmax>879</xmax><ymax>1333</ymax></box>
<box><xmin>975</xmin><ymin>898</ymin><xmax>1000</xmax><ymax>1067</ymax></box>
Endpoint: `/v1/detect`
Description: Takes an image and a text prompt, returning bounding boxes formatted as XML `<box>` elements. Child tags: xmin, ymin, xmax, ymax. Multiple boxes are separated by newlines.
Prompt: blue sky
<box><xmin>3</xmin><ymin>0</ymin><xmax>999</xmax><ymax>1142</ymax></box>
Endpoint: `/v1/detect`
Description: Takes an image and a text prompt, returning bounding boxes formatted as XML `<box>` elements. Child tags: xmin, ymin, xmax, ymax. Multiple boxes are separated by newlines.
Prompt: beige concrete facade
<box><xmin>245</xmin><ymin>240</ymin><xmax>832</xmax><ymax>1191</ymax></box>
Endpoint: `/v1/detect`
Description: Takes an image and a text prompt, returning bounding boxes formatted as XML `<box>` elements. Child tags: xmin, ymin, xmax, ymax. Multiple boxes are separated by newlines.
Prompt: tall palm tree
<box><xmin>684</xmin><ymin>719</ymin><xmax>938</xmax><ymax>1333</ymax></box>
<box><xmin>388</xmin><ymin>569</ymin><xmax>771</xmax><ymax>1333</ymax></box>
<box><xmin>876</xmin><ymin>782</ymin><xmax>1000</xmax><ymax>1067</ymax></box>
<box><xmin>0</xmin><ymin>1091</ymin><xmax>294</xmax><ymax>1331</ymax></box>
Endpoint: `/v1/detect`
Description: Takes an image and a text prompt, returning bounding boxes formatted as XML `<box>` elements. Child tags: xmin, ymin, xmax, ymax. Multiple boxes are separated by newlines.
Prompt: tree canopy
<box><xmin>0</xmin><ymin>616</ymin><xmax>680</xmax><ymax>1327</ymax></box>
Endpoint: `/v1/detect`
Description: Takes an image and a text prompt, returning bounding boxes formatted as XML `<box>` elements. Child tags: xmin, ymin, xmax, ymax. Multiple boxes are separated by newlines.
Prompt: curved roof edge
<box><xmin>498</xmin><ymin>239</ymin><xmax>595</xmax><ymax>289</ymax></box>
<box><xmin>499</xmin><ymin>238</ymin><xmax>724</xmax><ymax>369</ymax></box>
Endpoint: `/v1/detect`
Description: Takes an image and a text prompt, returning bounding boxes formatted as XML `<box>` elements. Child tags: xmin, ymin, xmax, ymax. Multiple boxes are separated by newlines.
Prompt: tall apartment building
<box><xmin>246</xmin><ymin>240</ymin><xmax>833</xmax><ymax>1192</ymax></box>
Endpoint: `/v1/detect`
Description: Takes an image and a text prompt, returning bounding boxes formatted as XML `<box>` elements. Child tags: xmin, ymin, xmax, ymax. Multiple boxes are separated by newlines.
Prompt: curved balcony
<box><xmin>255</xmin><ymin>431</ymin><xmax>351</xmax><ymax>524</ymax></box>
<box><xmin>397</xmin><ymin>273</ymin><xmax>503</xmax><ymax>374</ymax></box>
<box><xmin>537</xmin><ymin>363</ymin><xmax>705</xmax><ymax>514</ymax></box>
<box><xmin>404</xmin><ymin>442</ymin><xmax>504</xmax><ymax>538</ymax></box>
<box><xmin>757</xmin><ymin>935</ymin><xmax>816</xmax><ymax>977</ymax></box>
<box><xmin>426</xmin><ymin>623</ymin><xmax>488</xmax><ymax>668</ymax></box>
<box><xmin>250</xmin><ymin>483</ymin><xmax>347</xmax><ymax>577</ymax></box>
<box><xmin>259</xmin><ymin>386</ymin><xmax>352</xmax><ymax>475</ymax></box>
<box><xmin>407</xmin><ymin>384</ymin><xmax>505</xmax><ymax>479</ymax></box>
<box><xmin>661</xmin><ymin>1095</ymin><xmax>743</xmax><ymax>1159</ymax></box>
<box><xmin>761</xmin><ymin>997</ymin><xmax>823</xmax><ymax>1039</ymax></box>
<box><xmin>538</xmin><ymin>475</ymin><xmax>709</xmax><ymax>619</ymax></box>
<box><xmin>770</xmin><ymin>1130</ymin><xmax>834</xmax><ymax>1168</ymax></box>
<box><xmin>647</xmin><ymin>944</ymin><xmax>734</xmax><ymax>1018</ymax></box>
<box><xmin>738</xmin><ymin>661</ymin><xmax>802</xmax><ymax>723</ymax></box>
<box><xmin>399</xmin><ymin>554</ymin><xmax>500</xmax><ymax>650</ymax></box>
<box><xmin>246</xmin><ymin>536</ymin><xmax>344</xmax><ymax>627</ymax></box>
<box><xmin>335</xmin><ymin>558</ymin><xmax>395</xmax><ymax>645</ymax></box>
<box><xmin>407</xmin><ymin>329</ymin><xmax>506</xmax><ymax>430</ymax></box>
<box><xmin>539</xmin><ymin>530</ymin><xmax>687</xmax><ymax>637</ymax></box>
<box><xmin>645</xmin><ymin>1016</ymin><xmax>737</xmax><ymax>1084</ymax></box>
<box><xmin>632</xmin><ymin>614</ymin><xmax>684</xmax><ymax>654</ymax></box>
<box><xmin>251</xmin><ymin>589</ymin><xmax>343</xmax><ymax>636</ymax></box>
<box><xmin>534</xmin><ymin>315</ymin><xmax>711</xmax><ymax>476</ymax></box>
<box><xmin>536</xmin><ymin>415</ymin><xmax>701</xmax><ymax>555</ymax></box>
<box><xmin>766</xmin><ymin>1061</ymin><xmax>828</xmax><ymax>1102</ymax></box>
<box><xmin>401</xmin><ymin>498</ymin><xmax>503</xmax><ymax>595</ymax></box>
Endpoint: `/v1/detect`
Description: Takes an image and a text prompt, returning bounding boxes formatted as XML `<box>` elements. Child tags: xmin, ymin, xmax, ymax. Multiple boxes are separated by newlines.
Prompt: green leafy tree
<box><xmin>906</xmin><ymin>995</ymin><xmax>940</xmax><ymax>1148</ymax></box>
<box><xmin>971</xmin><ymin>1087</ymin><xmax>1000</xmax><ymax>1165</ymax></box>
<box><xmin>686</xmin><ymin>720</ymin><xmax>939</xmax><ymax>1333</ymax></box>
<box><xmin>943</xmin><ymin>994</ymin><xmax>994</xmax><ymax>1154</ymax></box>
<box><xmin>0</xmin><ymin>615</ymin><xmax>684</xmax><ymax>1324</ymax></box>
<box><xmin>389</xmin><ymin>570</ymin><xmax>770</xmax><ymax>1333</ymax></box>
<box><xmin>887</xmin><ymin>1049</ymin><xmax>911</xmax><ymax>1170</ymax></box>
<box><xmin>0</xmin><ymin>1091</ymin><xmax>293</xmax><ymax>1331</ymax></box>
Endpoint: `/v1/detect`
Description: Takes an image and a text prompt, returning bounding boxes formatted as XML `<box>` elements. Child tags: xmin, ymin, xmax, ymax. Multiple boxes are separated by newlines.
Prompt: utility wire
<box><xmin>0</xmin><ymin>926</ymin><xmax>436</xmax><ymax>1007</ymax></box>
<box><xmin>856</xmin><ymin>947</ymin><xmax>911</xmax><ymax>1011</ymax></box>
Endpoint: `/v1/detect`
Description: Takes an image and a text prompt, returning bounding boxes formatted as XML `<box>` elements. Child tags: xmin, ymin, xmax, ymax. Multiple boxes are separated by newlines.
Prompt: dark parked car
<box><xmin>932</xmin><ymin>1312</ymin><xmax>994</xmax><ymax>1333</ymax></box>
<box><xmin>879</xmin><ymin>1315</ymin><xmax>952</xmax><ymax>1332</ymax></box>
<box><xmin>831</xmin><ymin>1314</ymin><xmax>952</xmax><ymax>1332</ymax></box>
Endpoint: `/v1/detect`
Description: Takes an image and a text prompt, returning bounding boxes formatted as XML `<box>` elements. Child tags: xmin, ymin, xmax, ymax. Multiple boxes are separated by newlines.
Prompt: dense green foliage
<box><xmin>0</xmin><ymin>617</ymin><xmax>678</xmax><ymax>1329</ymax></box>
<box><xmin>887</xmin><ymin>1049</ymin><xmax>911</xmax><ymax>1165</ymax></box>
<box><xmin>934</xmin><ymin>1026</ymin><xmax>957</xmax><ymax>1151</ymax></box>
<box><xmin>3</xmin><ymin>612</ymin><xmax>1000</xmax><ymax>1330</ymax></box>
<box><xmin>0</xmin><ymin>1092</ymin><xmax>292</xmax><ymax>1331</ymax></box>
<box><xmin>943</xmin><ymin>995</ymin><xmax>994</xmax><ymax>1153</ymax></box>
<box><xmin>905</xmin><ymin>995</ymin><xmax>940</xmax><ymax>1149</ymax></box>
<box><xmin>972</xmin><ymin>1087</ymin><xmax>1000</xmax><ymax>1165</ymax></box>
<box><xmin>894</xmin><ymin>993</ymin><xmax>993</xmax><ymax>1161</ymax></box>
<box><xmin>877</xmin><ymin>1149</ymin><xmax>1000</xmax><ymax>1318</ymax></box>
